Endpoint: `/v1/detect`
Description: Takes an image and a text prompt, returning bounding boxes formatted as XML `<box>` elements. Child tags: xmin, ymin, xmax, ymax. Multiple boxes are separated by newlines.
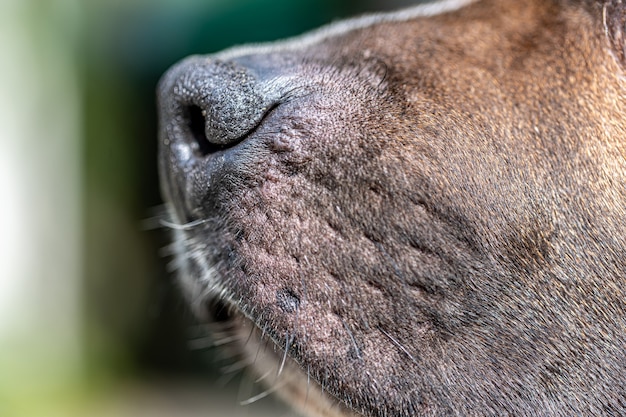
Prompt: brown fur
<box><xmin>158</xmin><ymin>0</ymin><xmax>626</xmax><ymax>415</ymax></box>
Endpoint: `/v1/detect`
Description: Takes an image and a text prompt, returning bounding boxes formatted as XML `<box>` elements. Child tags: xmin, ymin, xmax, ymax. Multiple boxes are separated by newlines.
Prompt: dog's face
<box><xmin>157</xmin><ymin>0</ymin><xmax>626</xmax><ymax>415</ymax></box>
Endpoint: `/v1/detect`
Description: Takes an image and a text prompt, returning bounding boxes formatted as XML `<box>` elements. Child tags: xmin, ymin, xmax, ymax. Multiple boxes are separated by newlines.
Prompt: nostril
<box><xmin>184</xmin><ymin>104</ymin><xmax>223</xmax><ymax>157</ymax></box>
<box><xmin>161</xmin><ymin>57</ymin><xmax>289</xmax><ymax>159</ymax></box>
<box><xmin>182</xmin><ymin>101</ymin><xmax>280</xmax><ymax>158</ymax></box>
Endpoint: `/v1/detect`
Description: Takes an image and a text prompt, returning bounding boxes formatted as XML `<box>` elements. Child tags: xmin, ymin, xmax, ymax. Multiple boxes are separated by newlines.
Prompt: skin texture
<box><xmin>157</xmin><ymin>0</ymin><xmax>626</xmax><ymax>415</ymax></box>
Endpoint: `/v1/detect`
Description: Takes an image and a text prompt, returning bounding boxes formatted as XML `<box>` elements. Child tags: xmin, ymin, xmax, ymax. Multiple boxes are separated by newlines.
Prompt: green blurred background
<box><xmin>0</xmin><ymin>0</ymin><xmax>415</xmax><ymax>415</ymax></box>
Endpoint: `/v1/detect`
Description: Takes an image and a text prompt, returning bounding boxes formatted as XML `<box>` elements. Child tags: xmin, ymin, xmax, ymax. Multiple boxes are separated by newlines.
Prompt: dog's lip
<box><xmin>200</xmin><ymin>289</ymin><xmax>360</xmax><ymax>417</ymax></box>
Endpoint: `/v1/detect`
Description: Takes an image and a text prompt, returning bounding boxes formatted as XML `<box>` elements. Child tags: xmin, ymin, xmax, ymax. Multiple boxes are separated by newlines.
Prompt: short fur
<box><xmin>157</xmin><ymin>0</ymin><xmax>626</xmax><ymax>415</ymax></box>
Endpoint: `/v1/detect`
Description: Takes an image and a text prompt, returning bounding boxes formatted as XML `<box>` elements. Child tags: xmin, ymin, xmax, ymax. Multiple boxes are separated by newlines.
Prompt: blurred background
<box><xmin>0</xmin><ymin>0</ymin><xmax>417</xmax><ymax>415</ymax></box>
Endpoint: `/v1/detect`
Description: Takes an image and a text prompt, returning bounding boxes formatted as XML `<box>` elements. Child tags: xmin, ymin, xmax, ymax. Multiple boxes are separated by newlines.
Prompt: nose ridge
<box><xmin>158</xmin><ymin>56</ymin><xmax>278</xmax><ymax>155</ymax></box>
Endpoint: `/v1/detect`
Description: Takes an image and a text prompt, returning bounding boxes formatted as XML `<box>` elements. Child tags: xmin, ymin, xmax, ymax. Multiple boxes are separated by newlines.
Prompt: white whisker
<box><xmin>240</xmin><ymin>381</ymin><xmax>286</xmax><ymax>406</ymax></box>
<box><xmin>277</xmin><ymin>334</ymin><xmax>292</xmax><ymax>377</ymax></box>
<box><xmin>254</xmin><ymin>369</ymin><xmax>274</xmax><ymax>384</ymax></box>
<box><xmin>187</xmin><ymin>335</ymin><xmax>215</xmax><ymax>350</ymax></box>
<box><xmin>221</xmin><ymin>360</ymin><xmax>249</xmax><ymax>374</ymax></box>
<box><xmin>160</xmin><ymin>218</ymin><xmax>208</xmax><ymax>230</ymax></box>
<box><xmin>209</xmin><ymin>334</ymin><xmax>240</xmax><ymax>347</ymax></box>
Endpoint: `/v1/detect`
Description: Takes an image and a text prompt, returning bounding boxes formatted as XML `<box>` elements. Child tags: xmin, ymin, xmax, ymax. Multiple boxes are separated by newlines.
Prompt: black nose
<box><xmin>158</xmin><ymin>56</ymin><xmax>282</xmax><ymax>158</ymax></box>
<box><xmin>158</xmin><ymin>54</ymin><xmax>295</xmax><ymax>221</ymax></box>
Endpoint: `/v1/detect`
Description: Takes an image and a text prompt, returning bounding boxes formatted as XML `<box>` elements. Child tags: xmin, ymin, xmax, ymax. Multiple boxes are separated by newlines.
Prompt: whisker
<box><xmin>277</xmin><ymin>333</ymin><xmax>292</xmax><ymax>377</ymax></box>
<box><xmin>251</xmin><ymin>332</ymin><xmax>266</xmax><ymax>368</ymax></box>
<box><xmin>240</xmin><ymin>380</ymin><xmax>286</xmax><ymax>406</ymax></box>
<box><xmin>254</xmin><ymin>369</ymin><xmax>274</xmax><ymax>384</ymax></box>
<box><xmin>165</xmin><ymin>258</ymin><xmax>184</xmax><ymax>273</ymax></box>
<box><xmin>216</xmin><ymin>369</ymin><xmax>240</xmax><ymax>387</ymax></box>
<box><xmin>243</xmin><ymin>316</ymin><xmax>258</xmax><ymax>348</ymax></box>
<box><xmin>141</xmin><ymin>216</ymin><xmax>164</xmax><ymax>231</ymax></box>
<box><xmin>160</xmin><ymin>218</ymin><xmax>208</xmax><ymax>230</ymax></box>
<box><xmin>341</xmin><ymin>319</ymin><xmax>362</xmax><ymax>359</ymax></box>
<box><xmin>305</xmin><ymin>364</ymin><xmax>311</xmax><ymax>408</ymax></box>
<box><xmin>187</xmin><ymin>335</ymin><xmax>216</xmax><ymax>350</ymax></box>
<box><xmin>209</xmin><ymin>334</ymin><xmax>240</xmax><ymax>347</ymax></box>
<box><xmin>221</xmin><ymin>359</ymin><xmax>249</xmax><ymax>374</ymax></box>
<box><xmin>158</xmin><ymin>242</ymin><xmax>179</xmax><ymax>257</ymax></box>
<box><xmin>378</xmin><ymin>327</ymin><xmax>419</xmax><ymax>365</ymax></box>
<box><xmin>141</xmin><ymin>205</ymin><xmax>169</xmax><ymax>231</ymax></box>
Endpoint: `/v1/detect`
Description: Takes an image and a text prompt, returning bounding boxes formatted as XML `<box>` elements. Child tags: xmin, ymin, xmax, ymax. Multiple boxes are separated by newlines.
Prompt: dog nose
<box><xmin>158</xmin><ymin>56</ymin><xmax>282</xmax><ymax>158</ymax></box>
<box><xmin>157</xmin><ymin>54</ymin><xmax>293</xmax><ymax>220</ymax></box>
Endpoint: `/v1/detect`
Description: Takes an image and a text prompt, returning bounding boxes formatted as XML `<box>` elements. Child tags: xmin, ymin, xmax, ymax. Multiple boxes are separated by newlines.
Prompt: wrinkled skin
<box><xmin>157</xmin><ymin>0</ymin><xmax>626</xmax><ymax>415</ymax></box>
